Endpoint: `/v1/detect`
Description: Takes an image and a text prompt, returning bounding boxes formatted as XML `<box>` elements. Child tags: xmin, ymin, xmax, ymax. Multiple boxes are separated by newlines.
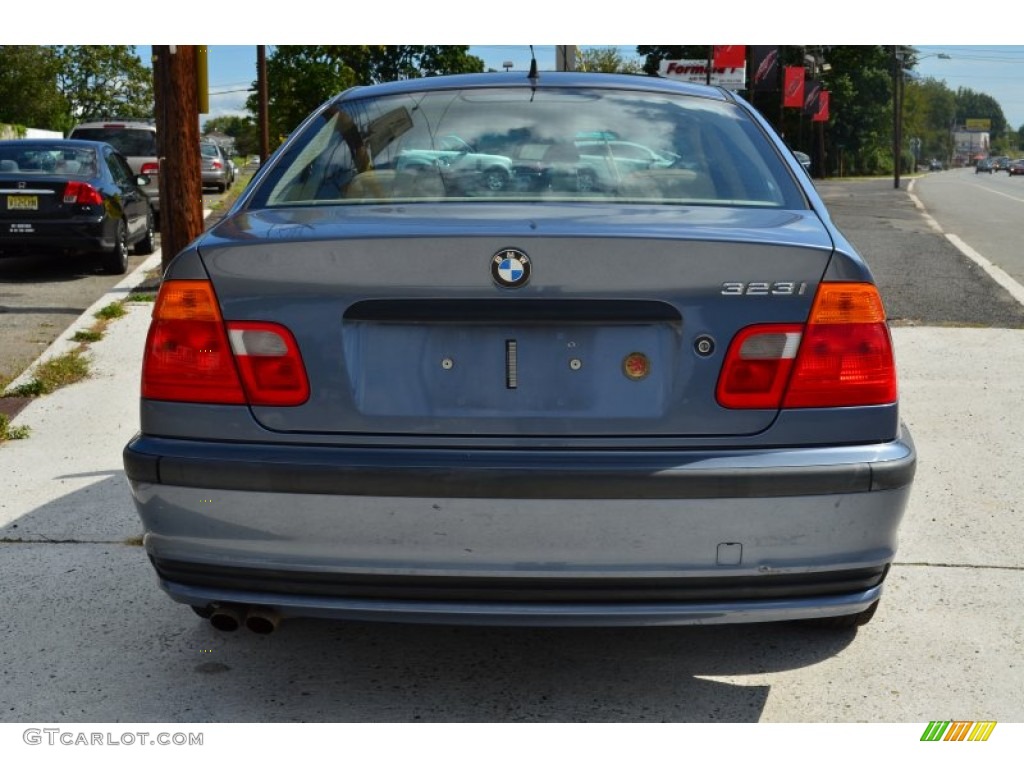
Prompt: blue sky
<box><xmin>185</xmin><ymin>45</ymin><xmax>1024</xmax><ymax>130</ymax></box>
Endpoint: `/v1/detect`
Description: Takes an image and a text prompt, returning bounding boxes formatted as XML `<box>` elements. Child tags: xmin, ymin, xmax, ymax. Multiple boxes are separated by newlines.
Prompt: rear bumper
<box><xmin>0</xmin><ymin>216</ymin><xmax>109</xmax><ymax>254</ymax></box>
<box><xmin>124</xmin><ymin>432</ymin><xmax>915</xmax><ymax>626</ymax></box>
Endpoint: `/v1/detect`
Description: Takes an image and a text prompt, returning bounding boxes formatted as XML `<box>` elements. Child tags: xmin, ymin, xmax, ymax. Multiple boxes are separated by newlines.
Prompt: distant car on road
<box><xmin>976</xmin><ymin>158</ymin><xmax>994</xmax><ymax>173</ymax></box>
<box><xmin>793</xmin><ymin>150</ymin><xmax>812</xmax><ymax>173</ymax></box>
<box><xmin>1009</xmin><ymin>160</ymin><xmax>1024</xmax><ymax>176</ymax></box>
<box><xmin>994</xmin><ymin>156</ymin><xmax>1011</xmax><ymax>171</ymax></box>
<box><xmin>200</xmin><ymin>142</ymin><xmax>233</xmax><ymax>192</ymax></box>
<box><xmin>0</xmin><ymin>138</ymin><xmax>154</xmax><ymax>274</ymax></box>
<box><xmin>928</xmin><ymin>158</ymin><xmax>943</xmax><ymax>171</ymax></box>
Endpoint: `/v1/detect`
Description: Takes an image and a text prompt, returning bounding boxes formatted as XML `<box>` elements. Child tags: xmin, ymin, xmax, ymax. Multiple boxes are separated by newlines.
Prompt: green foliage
<box><xmin>6</xmin><ymin>379</ymin><xmax>45</xmax><ymax>397</ymax></box>
<box><xmin>0</xmin><ymin>45</ymin><xmax>153</xmax><ymax>134</ymax></box>
<box><xmin>57</xmin><ymin>46</ymin><xmax>154</xmax><ymax>128</ymax></box>
<box><xmin>16</xmin><ymin>350</ymin><xmax>90</xmax><ymax>395</ymax></box>
<box><xmin>72</xmin><ymin>329</ymin><xmax>104</xmax><ymax>343</ymax></box>
<box><xmin>578</xmin><ymin>47</ymin><xmax>643</xmax><ymax>74</ymax></box>
<box><xmin>0</xmin><ymin>413</ymin><xmax>31</xmax><ymax>442</ymax></box>
<box><xmin>202</xmin><ymin>114</ymin><xmax>259</xmax><ymax>155</ymax></box>
<box><xmin>246</xmin><ymin>46</ymin><xmax>484</xmax><ymax>150</ymax></box>
<box><xmin>94</xmin><ymin>302</ymin><xmax>127</xmax><ymax>321</ymax></box>
<box><xmin>0</xmin><ymin>46</ymin><xmax>68</xmax><ymax>130</ymax></box>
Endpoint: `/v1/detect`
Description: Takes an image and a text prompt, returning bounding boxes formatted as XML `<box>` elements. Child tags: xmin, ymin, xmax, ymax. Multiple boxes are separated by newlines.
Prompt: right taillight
<box><xmin>62</xmin><ymin>181</ymin><xmax>104</xmax><ymax>205</ymax></box>
<box><xmin>717</xmin><ymin>282</ymin><xmax>897</xmax><ymax>409</ymax></box>
<box><xmin>140</xmin><ymin>161</ymin><xmax>159</xmax><ymax>176</ymax></box>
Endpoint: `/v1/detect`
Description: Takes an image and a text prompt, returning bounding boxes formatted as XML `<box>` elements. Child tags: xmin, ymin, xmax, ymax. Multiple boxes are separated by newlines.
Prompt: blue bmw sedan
<box><xmin>124</xmin><ymin>72</ymin><xmax>915</xmax><ymax>634</ymax></box>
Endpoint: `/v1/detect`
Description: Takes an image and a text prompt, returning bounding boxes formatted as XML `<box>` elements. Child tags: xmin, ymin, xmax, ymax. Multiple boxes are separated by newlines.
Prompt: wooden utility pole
<box><xmin>153</xmin><ymin>45</ymin><xmax>203</xmax><ymax>273</ymax></box>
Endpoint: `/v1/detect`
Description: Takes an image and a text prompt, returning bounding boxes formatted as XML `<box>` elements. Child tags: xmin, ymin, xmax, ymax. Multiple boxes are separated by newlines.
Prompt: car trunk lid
<box><xmin>197</xmin><ymin>202</ymin><xmax>835</xmax><ymax>439</ymax></box>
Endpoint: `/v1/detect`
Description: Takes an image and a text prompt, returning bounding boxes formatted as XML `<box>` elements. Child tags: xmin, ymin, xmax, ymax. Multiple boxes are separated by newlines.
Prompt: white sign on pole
<box><xmin>658</xmin><ymin>59</ymin><xmax>746</xmax><ymax>90</ymax></box>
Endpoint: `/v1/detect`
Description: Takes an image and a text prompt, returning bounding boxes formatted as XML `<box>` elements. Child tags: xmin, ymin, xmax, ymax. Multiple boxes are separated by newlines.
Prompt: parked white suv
<box><xmin>69</xmin><ymin>119</ymin><xmax>160</xmax><ymax>223</ymax></box>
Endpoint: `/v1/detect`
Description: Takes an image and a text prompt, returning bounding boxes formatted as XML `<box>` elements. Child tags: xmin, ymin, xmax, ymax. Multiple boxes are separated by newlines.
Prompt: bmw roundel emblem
<box><xmin>491</xmin><ymin>248</ymin><xmax>531</xmax><ymax>288</ymax></box>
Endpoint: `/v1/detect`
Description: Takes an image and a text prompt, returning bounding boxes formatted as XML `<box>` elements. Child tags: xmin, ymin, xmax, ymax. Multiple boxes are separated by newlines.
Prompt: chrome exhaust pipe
<box><xmin>209</xmin><ymin>604</ymin><xmax>244</xmax><ymax>632</ymax></box>
<box><xmin>245</xmin><ymin>607</ymin><xmax>281</xmax><ymax>635</ymax></box>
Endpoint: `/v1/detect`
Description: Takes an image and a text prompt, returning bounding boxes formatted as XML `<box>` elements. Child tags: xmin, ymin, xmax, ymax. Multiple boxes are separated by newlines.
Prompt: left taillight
<box><xmin>141</xmin><ymin>279</ymin><xmax>309</xmax><ymax>407</ymax></box>
<box><xmin>62</xmin><ymin>181</ymin><xmax>103</xmax><ymax>205</ymax></box>
<box><xmin>140</xmin><ymin>162</ymin><xmax>159</xmax><ymax>176</ymax></box>
<box><xmin>717</xmin><ymin>282</ymin><xmax>897</xmax><ymax>410</ymax></box>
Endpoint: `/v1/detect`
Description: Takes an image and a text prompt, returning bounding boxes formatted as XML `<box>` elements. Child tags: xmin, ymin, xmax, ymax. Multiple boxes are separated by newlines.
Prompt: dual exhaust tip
<box><xmin>207</xmin><ymin>604</ymin><xmax>280</xmax><ymax>635</ymax></box>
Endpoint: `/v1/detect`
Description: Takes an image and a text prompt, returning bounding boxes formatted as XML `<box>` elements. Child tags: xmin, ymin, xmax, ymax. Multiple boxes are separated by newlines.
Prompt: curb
<box><xmin>2</xmin><ymin>250</ymin><xmax>164</xmax><ymax>397</ymax></box>
<box><xmin>2</xmin><ymin>206</ymin><xmax>221</xmax><ymax>400</ymax></box>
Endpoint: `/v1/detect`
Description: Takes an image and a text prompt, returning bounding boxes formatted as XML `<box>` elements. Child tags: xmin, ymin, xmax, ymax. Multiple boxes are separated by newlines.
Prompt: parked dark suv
<box><xmin>69</xmin><ymin>119</ymin><xmax>160</xmax><ymax>223</ymax></box>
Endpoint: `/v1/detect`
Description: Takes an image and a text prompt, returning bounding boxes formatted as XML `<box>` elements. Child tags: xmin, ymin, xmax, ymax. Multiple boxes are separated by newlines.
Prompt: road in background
<box><xmin>910</xmin><ymin>166</ymin><xmax>1024</xmax><ymax>288</ymax></box>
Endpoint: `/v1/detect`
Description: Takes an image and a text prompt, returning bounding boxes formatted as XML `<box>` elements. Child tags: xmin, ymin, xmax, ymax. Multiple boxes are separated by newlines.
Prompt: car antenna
<box><xmin>528</xmin><ymin>46</ymin><xmax>538</xmax><ymax>80</ymax></box>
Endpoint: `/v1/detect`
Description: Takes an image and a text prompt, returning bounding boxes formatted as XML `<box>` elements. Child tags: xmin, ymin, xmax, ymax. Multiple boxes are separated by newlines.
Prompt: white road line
<box><xmin>907</xmin><ymin>179</ymin><xmax>1024</xmax><ymax>308</ymax></box>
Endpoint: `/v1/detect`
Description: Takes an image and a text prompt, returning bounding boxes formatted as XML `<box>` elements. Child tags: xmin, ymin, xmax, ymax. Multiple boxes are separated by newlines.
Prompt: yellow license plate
<box><xmin>7</xmin><ymin>195</ymin><xmax>38</xmax><ymax>211</ymax></box>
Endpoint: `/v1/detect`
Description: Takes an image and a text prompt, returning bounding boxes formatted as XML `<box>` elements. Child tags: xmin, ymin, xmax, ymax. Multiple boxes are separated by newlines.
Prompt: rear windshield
<box><xmin>252</xmin><ymin>86</ymin><xmax>807</xmax><ymax>209</ymax></box>
<box><xmin>70</xmin><ymin>127</ymin><xmax>157</xmax><ymax>156</ymax></box>
<box><xmin>0</xmin><ymin>144</ymin><xmax>97</xmax><ymax>175</ymax></box>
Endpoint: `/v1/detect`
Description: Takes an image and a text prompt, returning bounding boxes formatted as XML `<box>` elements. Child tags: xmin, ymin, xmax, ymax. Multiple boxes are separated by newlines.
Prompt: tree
<box><xmin>246</xmin><ymin>46</ymin><xmax>485</xmax><ymax>149</ymax></box>
<box><xmin>578</xmin><ymin>47</ymin><xmax>643</xmax><ymax>74</ymax></box>
<box><xmin>0</xmin><ymin>46</ymin><xmax>68</xmax><ymax>131</ymax></box>
<box><xmin>903</xmin><ymin>77</ymin><xmax>956</xmax><ymax>163</ymax></box>
<box><xmin>56</xmin><ymin>46</ymin><xmax>154</xmax><ymax>130</ymax></box>
<box><xmin>203</xmin><ymin>114</ymin><xmax>259</xmax><ymax>157</ymax></box>
<box><xmin>954</xmin><ymin>87</ymin><xmax>1007</xmax><ymax>139</ymax></box>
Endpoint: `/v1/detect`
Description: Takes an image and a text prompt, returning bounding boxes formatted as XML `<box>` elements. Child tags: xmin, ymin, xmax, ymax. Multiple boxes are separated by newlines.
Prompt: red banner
<box><xmin>713</xmin><ymin>46</ymin><xmax>746</xmax><ymax>70</ymax></box>
<box><xmin>783</xmin><ymin>66</ymin><xmax>804</xmax><ymax>108</ymax></box>
<box><xmin>812</xmin><ymin>91</ymin><xmax>830</xmax><ymax>122</ymax></box>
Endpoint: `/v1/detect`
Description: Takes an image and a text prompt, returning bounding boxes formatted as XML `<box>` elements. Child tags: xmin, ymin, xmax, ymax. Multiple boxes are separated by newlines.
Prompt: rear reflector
<box><xmin>717</xmin><ymin>282</ymin><xmax>897</xmax><ymax>410</ymax></box>
<box><xmin>141</xmin><ymin>281</ymin><xmax>309</xmax><ymax>407</ymax></box>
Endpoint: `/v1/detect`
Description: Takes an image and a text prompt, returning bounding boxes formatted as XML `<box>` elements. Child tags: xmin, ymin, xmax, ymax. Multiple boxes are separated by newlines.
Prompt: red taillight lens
<box><xmin>717</xmin><ymin>282</ymin><xmax>897</xmax><ymax>409</ymax></box>
<box><xmin>62</xmin><ymin>181</ymin><xmax>103</xmax><ymax>205</ymax></box>
<box><xmin>228</xmin><ymin>322</ymin><xmax>309</xmax><ymax>406</ymax></box>
<box><xmin>716</xmin><ymin>325</ymin><xmax>803</xmax><ymax>409</ymax></box>
<box><xmin>142</xmin><ymin>280</ymin><xmax>245</xmax><ymax>404</ymax></box>
<box><xmin>783</xmin><ymin>283</ymin><xmax>897</xmax><ymax>407</ymax></box>
<box><xmin>211</xmin><ymin>160</ymin><xmax>222</xmax><ymax>170</ymax></box>
<box><xmin>141</xmin><ymin>280</ymin><xmax>309</xmax><ymax>407</ymax></box>
<box><xmin>140</xmin><ymin>162</ymin><xmax>159</xmax><ymax>176</ymax></box>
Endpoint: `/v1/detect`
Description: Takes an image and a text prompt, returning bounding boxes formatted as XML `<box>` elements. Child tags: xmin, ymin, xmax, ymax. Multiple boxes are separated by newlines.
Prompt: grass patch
<box><xmin>9</xmin><ymin>350</ymin><xmax>90</xmax><ymax>397</ymax></box>
<box><xmin>6</xmin><ymin>379</ymin><xmax>45</xmax><ymax>397</ymax></box>
<box><xmin>0</xmin><ymin>413</ymin><xmax>31</xmax><ymax>441</ymax></box>
<box><xmin>126</xmin><ymin>291</ymin><xmax>156</xmax><ymax>303</ymax></box>
<box><xmin>94</xmin><ymin>302</ymin><xmax>127</xmax><ymax>321</ymax></box>
<box><xmin>72</xmin><ymin>329</ymin><xmax>104</xmax><ymax>343</ymax></box>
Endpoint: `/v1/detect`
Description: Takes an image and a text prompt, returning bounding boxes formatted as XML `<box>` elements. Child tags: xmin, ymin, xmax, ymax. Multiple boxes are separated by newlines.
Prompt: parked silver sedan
<box><xmin>125</xmin><ymin>72</ymin><xmax>915</xmax><ymax>635</ymax></box>
<box><xmin>200</xmin><ymin>142</ymin><xmax>233</xmax><ymax>192</ymax></box>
